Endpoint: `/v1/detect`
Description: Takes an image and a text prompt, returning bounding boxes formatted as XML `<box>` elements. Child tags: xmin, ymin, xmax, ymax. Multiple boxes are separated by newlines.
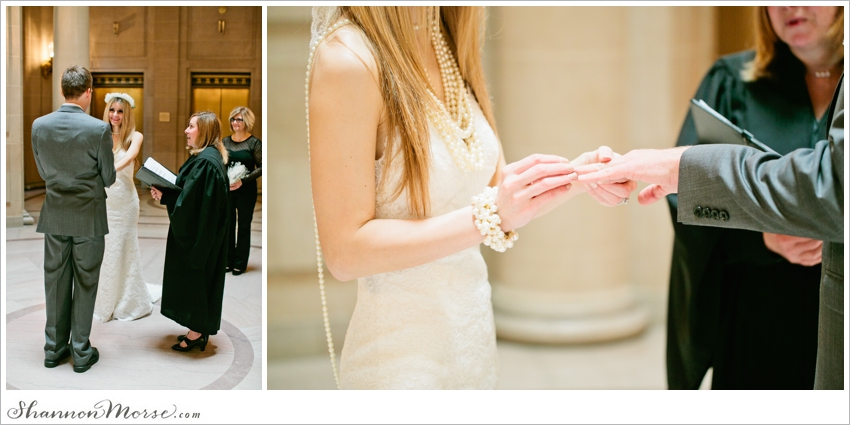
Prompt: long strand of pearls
<box><xmin>424</xmin><ymin>12</ymin><xmax>484</xmax><ymax>172</ymax></box>
<box><xmin>472</xmin><ymin>187</ymin><xmax>519</xmax><ymax>252</ymax></box>
<box><xmin>305</xmin><ymin>19</ymin><xmax>350</xmax><ymax>390</ymax></box>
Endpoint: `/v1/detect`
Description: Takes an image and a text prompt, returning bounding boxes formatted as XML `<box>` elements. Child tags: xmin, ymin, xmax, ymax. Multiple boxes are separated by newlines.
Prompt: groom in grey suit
<box><xmin>577</xmin><ymin>76</ymin><xmax>844</xmax><ymax>390</ymax></box>
<box><xmin>31</xmin><ymin>65</ymin><xmax>115</xmax><ymax>373</ymax></box>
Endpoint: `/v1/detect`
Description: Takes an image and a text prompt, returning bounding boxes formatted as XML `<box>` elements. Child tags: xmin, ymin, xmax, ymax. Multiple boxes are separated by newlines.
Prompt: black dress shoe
<box><xmin>225</xmin><ymin>266</ymin><xmax>233</xmax><ymax>273</ymax></box>
<box><xmin>232</xmin><ymin>269</ymin><xmax>244</xmax><ymax>276</ymax></box>
<box><xmin>44</xmin><ymin>349</ymin><xmax>71</xmax><ymax>368</ymax></box>
<box><xmin>172</xmin><ymin>334</ymin><xmax>208</xmax><ymax>352</ymax></box>
<box><xmin>73</xmin><ymin>347</ymin><xmax>99</xmax><ymax>373</ymax></box>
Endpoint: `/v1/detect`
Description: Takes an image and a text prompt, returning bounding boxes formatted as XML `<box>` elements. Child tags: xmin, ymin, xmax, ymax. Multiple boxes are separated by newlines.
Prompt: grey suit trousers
<box><xmin>43</xmin><ymin>234</ymin><xmax>104</xmax><ymax>364</ymax></box>
<box><xmin>814</xmin><ymin>242</ymin><xmax>844</xmax><ymax>390</ymax></box>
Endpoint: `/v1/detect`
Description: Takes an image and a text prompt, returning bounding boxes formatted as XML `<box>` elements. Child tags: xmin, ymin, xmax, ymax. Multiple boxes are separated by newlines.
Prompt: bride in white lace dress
<box><xmin>94</xmin><ymin>93</ymin><xmax>161</xmax><ymax>322</ymax></box>
<box><xmin>307</xmin><ymin>7</ymin><xmax>634</xmax><ymax>389</ymax></box>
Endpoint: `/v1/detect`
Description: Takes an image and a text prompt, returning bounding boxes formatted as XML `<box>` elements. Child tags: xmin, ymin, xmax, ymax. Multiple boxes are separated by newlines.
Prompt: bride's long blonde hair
<box><xmin>332</xmin><ymin>6</ymin><xmax>497</xmax><ymax>218</ymax></box>
<box><xmin>102</xmin><ymin>97</ymin><xmax>135</xmax><ymax>153</ymax></box>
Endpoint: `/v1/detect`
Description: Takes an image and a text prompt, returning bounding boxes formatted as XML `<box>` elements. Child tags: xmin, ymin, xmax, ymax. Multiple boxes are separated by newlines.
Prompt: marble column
<box><xmin>270</xmin><ymin>6</ymin><xmax>315</xmax><ymax>276</ymax></box>
<box><xmin>52</xmin><ymin>6</ymin><xmax>89</xmax><ymax>110</ymax></box>
<box><xmin>485</xmin><ymin>6</ymin><xmax>715</xmax><ymax>343</ymax></box>
<box><xmin>6</xmin><ymin>6</ymin><xmax>25</xmax><ymax>227</ymax></box>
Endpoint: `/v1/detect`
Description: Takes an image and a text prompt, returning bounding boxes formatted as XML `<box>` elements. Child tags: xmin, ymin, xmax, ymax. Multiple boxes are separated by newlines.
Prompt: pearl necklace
<box><xmin>811</xmin><ymin>64</ymin><xmax>841</xmax><ymax>79</ymax></box>
<box><xmin>305</xmin><ymin>19</ymin><xmax>350</xmax><ymax>390</ymax></box>
<box><xmin>424</xmin><ymin>14</ymin><xmax>484</xmax><ymax>172</ymax></box>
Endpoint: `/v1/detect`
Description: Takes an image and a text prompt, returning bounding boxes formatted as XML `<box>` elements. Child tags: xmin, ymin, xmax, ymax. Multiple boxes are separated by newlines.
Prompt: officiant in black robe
<box><xmin>665</xmin><ymin>49</ymin><xmax>834</xmax><ymax>389</ymax></box>
<box><xmin>153</xmin><ymin>111</ymin><xmax>230</xmax><ymax>351</ymax></box>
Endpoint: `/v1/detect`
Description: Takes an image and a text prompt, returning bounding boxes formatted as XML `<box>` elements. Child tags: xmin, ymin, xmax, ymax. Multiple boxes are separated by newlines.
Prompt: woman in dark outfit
<box><xmin>151</xmin><ymin>111</ymin><xmax>230</xmax><ymax>352</ymax></box>
<box><xmin>223</xmin><ymin>106</ymin><xmax>262</xmax><ymax>275</ymax></box>
<box><xmin>666</xmin><ymin>6</ymin><xmax>843</xmax><ymax>389</ymax></box>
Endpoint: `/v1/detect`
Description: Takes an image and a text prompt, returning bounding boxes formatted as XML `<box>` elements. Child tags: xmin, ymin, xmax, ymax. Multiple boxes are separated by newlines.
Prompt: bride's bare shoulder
<box><xmin>312</xmin><ymin>25</ymin><xmax>379</xmax><ymax>89</ymax></box>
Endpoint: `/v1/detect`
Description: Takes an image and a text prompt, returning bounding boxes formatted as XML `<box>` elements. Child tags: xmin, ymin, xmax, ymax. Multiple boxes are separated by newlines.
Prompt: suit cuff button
<box><xmin>694</xmin><ymin>206</ymin><xmax>702</xmax><ymax>218</ymax></box>
<box><xmin>720</xmin><ymin>211</ymin><xmax>729</xmax><ymax>221</ymax></box>
<box><xmin>711</xmin><ymin>209</ymin><xmax>720</xmax><ymax>220</ymax></box>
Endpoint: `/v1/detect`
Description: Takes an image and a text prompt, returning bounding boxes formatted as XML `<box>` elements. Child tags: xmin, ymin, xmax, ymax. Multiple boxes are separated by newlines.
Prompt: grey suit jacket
<box><xmin>677</xmin><ymin>77</ymin><xmax>844</xmax><ymax>389</ymax></box>
<box><xmin>32</xmin><ymin>104</ymin><xmax>116</xmax><ymax>237</ymax></box>
<box><xmin>677</xmin><ymin>79</ymin><xmax>843</xmax><ymax>242</ymax></box>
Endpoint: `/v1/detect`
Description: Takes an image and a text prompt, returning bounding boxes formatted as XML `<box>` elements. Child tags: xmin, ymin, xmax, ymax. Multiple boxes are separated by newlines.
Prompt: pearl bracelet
<box><xmin>472</xmin><ymin>187</ymin><xmax>518</xmax><ymax>252</ymax></box>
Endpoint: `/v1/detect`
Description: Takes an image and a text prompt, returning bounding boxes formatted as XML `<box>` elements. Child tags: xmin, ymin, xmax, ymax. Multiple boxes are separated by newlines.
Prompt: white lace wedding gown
<box><xmin>94</xmin><ymin>148</ymin><xmax>161</xmax><ymax>322</ymax></box>
<box><xmin>338</xmin><ymin>96</ymin><xmax>501</xmax><ymax>389</ymax></box>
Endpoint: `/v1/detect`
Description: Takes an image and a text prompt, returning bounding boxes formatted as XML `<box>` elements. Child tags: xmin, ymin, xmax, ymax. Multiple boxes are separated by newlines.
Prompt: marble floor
<box><xmin>267</xmin><ymin>274</ymin><xmax>713</xmax><ymax>390</ymax></box>
<box><xmin>268</xmin><ymin>325</ymin><xmax>685</xmax><ymax>390</ymax></box>
<box><xmin>4</xmin><ymin>188</ymin><xmax>262</xmax><ymax>390</ymax></box>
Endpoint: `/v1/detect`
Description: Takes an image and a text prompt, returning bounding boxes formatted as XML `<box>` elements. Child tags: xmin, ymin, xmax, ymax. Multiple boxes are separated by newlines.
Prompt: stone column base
<box><xmin>492</xmin><ymin>283</ymin><xmax>650</xmax><ymax>344</ymax></box>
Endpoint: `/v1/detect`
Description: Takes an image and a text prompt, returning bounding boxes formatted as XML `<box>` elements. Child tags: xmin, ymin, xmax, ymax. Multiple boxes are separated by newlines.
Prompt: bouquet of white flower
<box><xmin>228</xmin><ymin>162</ymin><xmax>248</xmax><ymax>185</ymax></box>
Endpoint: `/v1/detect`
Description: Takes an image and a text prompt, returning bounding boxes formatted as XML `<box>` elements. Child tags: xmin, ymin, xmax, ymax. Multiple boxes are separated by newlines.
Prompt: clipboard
<box><xmin>689</xmin><ymin>99</ymin><xmax>778</xmax><ymax>154</ymax></box>
<box><xmin>135</xmin><ymin>157</ymin><xmax>182</xmax><ymax>192</ymax></box>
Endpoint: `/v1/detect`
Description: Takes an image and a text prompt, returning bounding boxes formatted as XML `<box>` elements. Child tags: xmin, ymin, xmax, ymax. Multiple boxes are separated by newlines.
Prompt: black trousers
<box><xmin>227</xmin><ymin>182</ymin><xmax>258</xmax><ymax>271</ymax></box>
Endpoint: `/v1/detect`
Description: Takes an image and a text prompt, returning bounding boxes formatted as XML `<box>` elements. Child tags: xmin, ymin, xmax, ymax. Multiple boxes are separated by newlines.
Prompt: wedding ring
<box><xmin>617</xmin><ymin>197</ymin><xmax>629</xmax><ymax>206</ymax></box>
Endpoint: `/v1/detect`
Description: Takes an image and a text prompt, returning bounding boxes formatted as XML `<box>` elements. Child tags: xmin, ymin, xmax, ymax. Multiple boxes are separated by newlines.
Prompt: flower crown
<box><xmin>104</xmin><ymin>92</ymin><xmax>136</xmax><ymax>109</ymax></box>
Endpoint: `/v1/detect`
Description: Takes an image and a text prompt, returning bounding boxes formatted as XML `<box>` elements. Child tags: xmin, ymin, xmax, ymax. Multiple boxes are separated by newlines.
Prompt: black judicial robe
<box><xmin>666</xmin><ymin>51</ymin><xmax>829</xmax><ymax>389</ymax></box>
<box><xmin>160</xmin><ymin>146</ymin><xmax>230</xmax><ymax>335</ymax></box>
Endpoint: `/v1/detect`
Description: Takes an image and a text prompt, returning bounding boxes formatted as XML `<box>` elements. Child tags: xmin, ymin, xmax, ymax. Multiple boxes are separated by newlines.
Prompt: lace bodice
<box><xmin>338</xmin><ymin>95</ymin><xmax>501</xmax><ymax>389</ymax></box>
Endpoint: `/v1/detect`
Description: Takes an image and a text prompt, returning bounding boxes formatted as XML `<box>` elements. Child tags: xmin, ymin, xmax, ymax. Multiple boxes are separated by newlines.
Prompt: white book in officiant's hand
<box><xmin>136</xmin><ymin>157</ymin><xmax>182</xmax><ymax>192</ymax></box>
<box><xmin>689</xmin><ymin>99</ymin><xmax>778</xmax><ymax>155</ymax></box>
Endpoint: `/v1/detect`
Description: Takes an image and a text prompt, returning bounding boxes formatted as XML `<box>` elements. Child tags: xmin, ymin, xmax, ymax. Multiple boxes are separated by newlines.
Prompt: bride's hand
<box><xmin>572</xmin><ymin>146</ymin><xmax>636</xmax><ymax>207</ymax></box>
<box><xmin>495</xmin><ymin>154</ymin><xmax>576</xmax><ymax>232</ymax></box>
<box><xmin>571</xmin><ymin>145</ymin><xmax>615</xmax><ymax>168</ymax></box>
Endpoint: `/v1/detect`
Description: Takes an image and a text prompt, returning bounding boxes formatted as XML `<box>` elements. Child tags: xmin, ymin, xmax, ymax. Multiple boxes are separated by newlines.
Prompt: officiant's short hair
<box><xmin>228</xmin><ymin>106</ymin><xmax>255</xmax><ymax>132</ymax></box>
<box><xmin>189</xmin><ymin>110</ymin><xmax>229</xmax><ymax>164</ymax></box>
<box><xmin>743</xmin><ymin>6</ymin><xmax>843</xmax><ymax>81</ymax></box>
<box><xmin>61</xmin><ymin>65</ymin><xmax>92</xmax><ymax>100</ymax></box>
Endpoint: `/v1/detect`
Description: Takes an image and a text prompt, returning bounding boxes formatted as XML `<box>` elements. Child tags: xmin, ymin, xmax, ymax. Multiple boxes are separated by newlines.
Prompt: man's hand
<box><xmin>571</xmin><ymin>145</ymin><xmax>636</xmax><ymax>206</ymax></box>
<box><xmin>575</xmin><ymin>146</ymin><xmax>690</xmax><ymax>205</ymax></box>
